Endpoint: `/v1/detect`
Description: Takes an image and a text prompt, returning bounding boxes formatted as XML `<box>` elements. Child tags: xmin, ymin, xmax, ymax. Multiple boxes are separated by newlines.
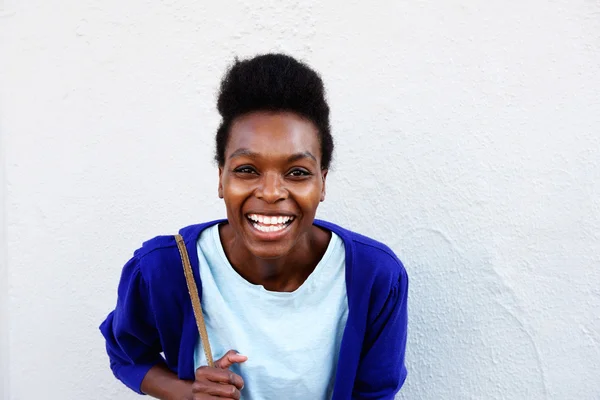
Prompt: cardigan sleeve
<box><xmin>353</xmin><ymin>266</ymin><xmax>409</xmax><ymax>399</ymax></box>
<box><xmin>99</xmin><ymin>256</ymin><xmax>165</xmax><ymax>394</ymax></box>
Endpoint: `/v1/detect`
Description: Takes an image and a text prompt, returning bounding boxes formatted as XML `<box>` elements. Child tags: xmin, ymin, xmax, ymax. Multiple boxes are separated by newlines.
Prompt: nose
<box><xmin>255</xmin><ymin>172</ymin><xmax>288</xmax><ymax>203</ymax></box>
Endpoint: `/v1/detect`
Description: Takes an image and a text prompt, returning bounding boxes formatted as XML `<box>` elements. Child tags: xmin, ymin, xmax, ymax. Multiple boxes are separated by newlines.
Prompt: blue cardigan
<box><xmin>100</xmin><ymin>219</ymin><xmax>408</xmax><ymax>399</ymax></box>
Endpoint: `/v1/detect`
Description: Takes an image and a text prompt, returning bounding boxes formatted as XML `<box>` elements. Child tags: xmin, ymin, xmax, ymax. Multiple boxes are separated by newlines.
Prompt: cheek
<box><xmin>293</xmin><ymin>184</ymin><xmax>323</xmax><ymax>208</ymax></box>
<box><xmin>222</xmin><ymin>177</ymin><xmax>253</xmax><ymax>199</ymax></box>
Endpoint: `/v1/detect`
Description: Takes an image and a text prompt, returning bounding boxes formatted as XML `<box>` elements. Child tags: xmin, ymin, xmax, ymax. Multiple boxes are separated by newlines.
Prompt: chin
<box><xmin>247</xmin><ymin>241</ymin><xmax>295</xmax><ymax>260</ymax></box>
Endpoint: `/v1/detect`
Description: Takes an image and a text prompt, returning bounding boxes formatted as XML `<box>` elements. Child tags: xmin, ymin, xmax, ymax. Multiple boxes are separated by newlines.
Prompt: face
<box><xmin>218</xmin><ymin>111</ymin><xmax>327</xmax><ymax>260</ymax></box>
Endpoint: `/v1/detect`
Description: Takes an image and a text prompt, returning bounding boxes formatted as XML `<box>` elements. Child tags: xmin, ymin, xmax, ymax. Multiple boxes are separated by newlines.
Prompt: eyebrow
<box><xmin>228</xmin><ymin>148</ymin><xmax>317</xmax><ymax>163</ymax></box>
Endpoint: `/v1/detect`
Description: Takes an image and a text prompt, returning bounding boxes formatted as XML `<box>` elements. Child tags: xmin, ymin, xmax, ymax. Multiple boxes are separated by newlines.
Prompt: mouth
<box><xmin>245</xmin><ymin>213</ymin><xmax>296</xmax><ymax>238</ymax></box>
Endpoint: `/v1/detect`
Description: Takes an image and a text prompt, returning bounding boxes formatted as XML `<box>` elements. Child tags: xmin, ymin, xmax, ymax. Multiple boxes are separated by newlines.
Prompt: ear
<box><xmin>320</xmin><ymin>169</ymin><xmax>328</xmax><ymax>202</ymax></box>
<box><xmin>218</xmin><ymin>167</ymin><xmax>224</xmax><ymax>199</ymax></box>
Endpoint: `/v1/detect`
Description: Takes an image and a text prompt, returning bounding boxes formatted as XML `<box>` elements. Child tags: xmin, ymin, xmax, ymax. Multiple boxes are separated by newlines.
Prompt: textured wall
<box><xmin>1</xmin><ymin>1</ymin><xmax>600</xmax><ymax>399</ymax></box>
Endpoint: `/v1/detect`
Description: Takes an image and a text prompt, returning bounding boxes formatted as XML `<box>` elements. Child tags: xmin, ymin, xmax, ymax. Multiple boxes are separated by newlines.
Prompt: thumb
<box><xmin>214</xmin><ymin>349</ymin><xmax>248</xmax><ymax>369</ymax></box>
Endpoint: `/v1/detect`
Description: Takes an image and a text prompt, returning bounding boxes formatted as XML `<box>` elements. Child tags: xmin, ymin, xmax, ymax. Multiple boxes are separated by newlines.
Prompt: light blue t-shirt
<box><xmin>194</xmin><ymin>224</ymin><xmax>348</xmax><ymax>400</ymax></box>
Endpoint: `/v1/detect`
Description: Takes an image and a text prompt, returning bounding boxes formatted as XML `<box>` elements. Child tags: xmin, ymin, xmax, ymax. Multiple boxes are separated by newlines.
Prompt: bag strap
<box><xmin>175</xmin><ymin>234</ymin><xmax>215</xmax><ymax>368</ymax></box>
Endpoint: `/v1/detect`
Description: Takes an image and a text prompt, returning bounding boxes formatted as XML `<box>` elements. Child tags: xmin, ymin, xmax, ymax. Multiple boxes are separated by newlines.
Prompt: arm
<box><xmin>141</xmin><ymin>364</ymin><xmax>193</xmax><ymax>400</ymax></box>
<box><xmin>100</xmin><ymin>256</ymin><xmax>244</xmax><ymax>400</ymax></box>
<box><xmin>353</xmin><ymin>267</ymin><xmax>409</xmax><ymax>400</ymax></box>
<box><xmin>100</xmin><ymin>256</ymin><xmax>189</xmax><ymax>397</ymax></box>
<box><xmin>141</xmin><ymin>351</ymin><xmax>246</xmax><ymax>400</ymax></box>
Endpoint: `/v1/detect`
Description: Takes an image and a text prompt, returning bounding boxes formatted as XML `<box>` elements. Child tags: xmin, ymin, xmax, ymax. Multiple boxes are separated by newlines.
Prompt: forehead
<box><xmin>226</xmin><ymin>111</ymin><xmax>321</xmax><ymax>157</ymax></box>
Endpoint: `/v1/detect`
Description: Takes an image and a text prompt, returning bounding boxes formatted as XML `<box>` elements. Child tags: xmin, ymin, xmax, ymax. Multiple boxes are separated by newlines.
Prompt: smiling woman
<box><xmin>100</xmin><ymin>54</ymin><xmax>409</xmax><ymax>400</ymax></box>
<box><xmin>219</xmin><ymin>111</ymin><xmax>328</xmax><ymax>265</ymax></box>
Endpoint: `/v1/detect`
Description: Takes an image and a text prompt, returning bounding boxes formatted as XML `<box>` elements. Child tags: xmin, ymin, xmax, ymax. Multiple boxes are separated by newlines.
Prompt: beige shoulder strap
<box><xmin>175</xmin><ymin>234</ymin><xmax>215</xmax><ymax>368</ymax></box>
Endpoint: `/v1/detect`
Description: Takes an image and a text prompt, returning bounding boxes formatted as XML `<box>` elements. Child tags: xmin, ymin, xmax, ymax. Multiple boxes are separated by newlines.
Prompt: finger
<box><xmin>214</xmin><ymin>350</ymin><xmax>248</xmax><ymax>370</ymax></box>
<box><xmin>195</xmin><ymin>366</ymin><xmax>245</xmax><ymax>390</ymax></box>
<box><xmin>192</xmin><ymin>395</ymin><xmax>221</xmax><ymax>400</ymax></box>
<box><xmin>192</xmin><ymin>380</ymin><xmax>241</xmax><ymax>399</ymax></box>
<box><xmin>191</xmin><ymin>394</ymin><xmax>222</xmax><ymax>400</ymax></box>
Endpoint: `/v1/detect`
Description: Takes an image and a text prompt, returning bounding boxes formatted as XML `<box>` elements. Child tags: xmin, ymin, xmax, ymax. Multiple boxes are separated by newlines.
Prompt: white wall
<box><xmin>2</xmin><ymin>1</ymin><xmax>600</xmax><ymax>399</ymax></box>
<box><xmin>0</xmin><ymin>59</ymin><xmax>8</xmax><ymax>400</ymax></box>
<box><xmin>1</xmin><ymin>1</ymin><xmax>13</xmax><ymax>396</ymax></box>
<box><xmin>0</xmin><ymin>150</ymin><xmax>7</xmax><ymax>400</ymax></box>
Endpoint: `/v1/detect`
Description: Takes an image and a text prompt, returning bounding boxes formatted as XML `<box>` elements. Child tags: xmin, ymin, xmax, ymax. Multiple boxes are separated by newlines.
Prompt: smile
<box><xmin>246</xmin><ymin>214</ymin><xmax>295</xmax><ymax>233</ymax></box>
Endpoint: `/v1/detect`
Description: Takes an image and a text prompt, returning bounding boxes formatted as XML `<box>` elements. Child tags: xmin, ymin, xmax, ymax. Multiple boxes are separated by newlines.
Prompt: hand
<box><xmin>191</xmin><ymin>350</ymin><xmax>248</xmax><ymax>399</ymax></box>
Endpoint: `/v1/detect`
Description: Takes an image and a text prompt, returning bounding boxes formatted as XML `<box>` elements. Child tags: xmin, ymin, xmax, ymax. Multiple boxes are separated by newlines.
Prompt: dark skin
<box><xmin>218</xmin><ymin>110</ymin><xmax>331</xmax><ymax>291</ymax></box>
<box><xmin>141</xmin><ymin>111</ymin><xmax>331</xmax><ymax>399</ymax></box>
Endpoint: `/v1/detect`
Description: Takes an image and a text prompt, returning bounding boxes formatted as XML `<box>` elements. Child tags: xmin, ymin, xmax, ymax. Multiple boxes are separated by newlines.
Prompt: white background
<box><xmin>1</xmin><ymin>1</ymin><xmax>600</xmax><ymax>399</ymax></box>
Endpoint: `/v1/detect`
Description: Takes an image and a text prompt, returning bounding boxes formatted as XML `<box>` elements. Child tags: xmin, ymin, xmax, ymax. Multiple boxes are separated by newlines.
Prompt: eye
<box><xmin>233</xmin><ymin>166</ymin><xmax>258</xmax><ymax>175</ymax></box>
<box><xmin>287</xmin><ymin>168</ymin><xmax>312</xmax><ymax>178</ymax></box>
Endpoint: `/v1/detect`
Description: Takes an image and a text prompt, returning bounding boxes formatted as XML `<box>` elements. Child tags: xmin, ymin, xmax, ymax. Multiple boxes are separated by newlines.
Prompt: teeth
<box><xmin>247</xmin><ymin>214</ymin><xmax>294</xmax><ymax>225</ymax></box>
<box><xmin>252</xmin><ymin>222</ymin><xmax>287</xmax><ymax>233</ymax></box>
<box><xmin>247</xmin><ymin>214</ymin><xmax>295</xmax><ymax>232</ymax></box>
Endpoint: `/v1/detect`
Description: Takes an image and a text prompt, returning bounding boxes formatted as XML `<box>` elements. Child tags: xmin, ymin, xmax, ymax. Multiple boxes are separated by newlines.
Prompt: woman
<box><xmin>100</xmin><ymin>54</ymin><xmax>408</xmax><ymax>400</ymax></box>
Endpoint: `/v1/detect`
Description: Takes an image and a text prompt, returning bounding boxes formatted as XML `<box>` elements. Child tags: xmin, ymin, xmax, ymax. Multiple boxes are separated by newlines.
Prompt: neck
<box><xmin>219</xmin><ymin>224</ymin><xmax>330</xmax><ymax>292</ymax></box>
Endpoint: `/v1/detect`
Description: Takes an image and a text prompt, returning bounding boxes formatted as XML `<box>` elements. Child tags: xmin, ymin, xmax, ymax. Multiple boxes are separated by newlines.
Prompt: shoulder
<box><xmin>129</xmin><ymin>220</ymin><xmax>223</xmax><ymax>284</ymax></box>
<box><xmin>316</xmin><ymin>219</ymin><xmax>408</xmax><ymax>290</ymax></box>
